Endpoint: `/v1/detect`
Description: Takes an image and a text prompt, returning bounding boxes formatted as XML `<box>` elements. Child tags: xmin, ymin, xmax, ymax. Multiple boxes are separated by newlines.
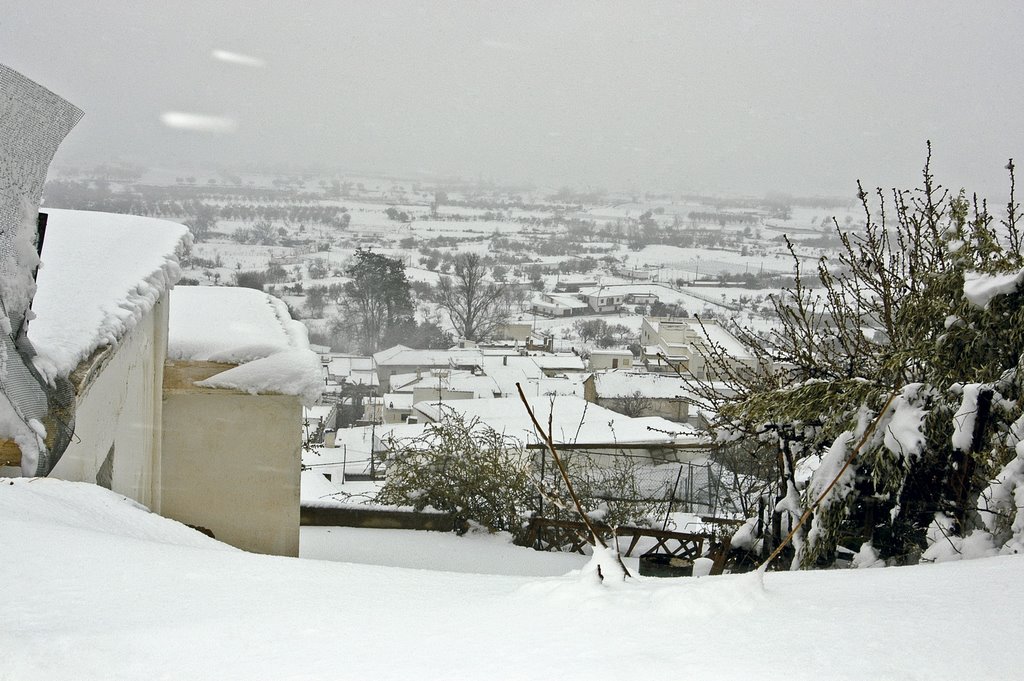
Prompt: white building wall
<box><xmin>49</xmin><ymin>298</ymin><xmax>167</xmax><ymax>510</ymax></box>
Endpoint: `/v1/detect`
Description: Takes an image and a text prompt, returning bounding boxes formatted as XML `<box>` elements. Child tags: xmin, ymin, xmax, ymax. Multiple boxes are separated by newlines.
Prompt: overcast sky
<box><xmin>4</xmin><ymin>1</ymin><xmax>1023</xmax><ymax>198</ymax></box>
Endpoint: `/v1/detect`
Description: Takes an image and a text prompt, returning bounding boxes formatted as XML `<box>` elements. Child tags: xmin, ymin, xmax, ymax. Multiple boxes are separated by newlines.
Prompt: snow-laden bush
<box><xmin>375</xmin><ymin>412</ymin><xmax>537</xmax><ymax>539</ymax></box>
<box><xmin>687</xmin><ymin>147</ymin><xmax>1024</xmax><ymax>568</ymax></box>
<box><xmin>375</xmin><ymin>409</ymin><xmax>667</xmax><ymax>540</ymax></box>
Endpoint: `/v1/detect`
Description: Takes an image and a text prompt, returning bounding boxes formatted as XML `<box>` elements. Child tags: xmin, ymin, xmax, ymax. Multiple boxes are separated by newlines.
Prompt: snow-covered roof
<box><xmin>169</xmin><ymin>286</ymin><xmax>323</xmax><ymax>404</ymax></box>
<box><xmin>592</xmin><ymin>371</ymin><xmax>695</xmax><ymax>400</ymax></box>
<box><xmin>480</xmin><ymin>365</ymin><xmax>543</xmax><ymax>396</ymax></box>
<box><xmin>531</xmin><ymin>376</ymin><xmax>586</xmax><ymax>397</ymax></box>
<box><xmin>308</xmin><ymin>422</ymin><xmax>427</xmax><ymax>468</ymax></box>
<box><xmin>413</xmin><ymin>395</ymin><xmax>702</xmax><ymax>447</ymax></box>
<box><xmin>554</xmin><ymin>274</ymin><xmax>597</xmax><ymax>284</ymax></box>
<box><xmin>326</xmin><ymin>355</ymin><xmax>374</xmax><ymax>373</ymax></box>
<box><xmin>373</xmin><ymin>344</ymin><xmax>484</xmax><ymax>368</ymax></box>
<box><xmin>383</xmin><ymin>392</ymin><xmax>414</xmax><ymax>409</ymax></box>
<box><xmin>577</xmin><ymin>286</ymin><xmax>627</xmax><ymax>298</ymax></box>
<box><xmin>324</xmin><ymin>354</ymin><xmax>378</xmax><ymax>386</ymax></box>
<box><xmin>481</xmin><ymin>355</ymin><xmax>545</xmax><ymax>380</ymax></box>
<box><xmin>390</xmin><ymin>369</ymin><xmax>502</xmax><ymax>398</ymax></box>
<box><xmin>28</xmin><ymin>209</ymin><xmax>189</xmax><ymax>382</ymax></box>
<box><xmin>699</xmin><ymin>322</ymin><xmax>754</xmax><ymax>360</ymax></box>
<box><xmin>525</xmin><ymin>353</ymin><xmax>586</xmax><ymax>371</ymax></box>
<box><xmin>536</xmin><ymin>293</ymin><xmax>589</xmax><ymax>308</ymax></box>
<box><xmin>644</xmin><ymin>344</ymin><xmax>689</xmax><ymax>363</ymax></box>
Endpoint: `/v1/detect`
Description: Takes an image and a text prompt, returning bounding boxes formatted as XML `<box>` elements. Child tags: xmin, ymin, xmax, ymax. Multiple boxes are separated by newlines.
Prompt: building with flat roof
<box><xmin>639</xmin><ymin>316</ymin><xmax>762</xmax><ymax>380</ymax></box>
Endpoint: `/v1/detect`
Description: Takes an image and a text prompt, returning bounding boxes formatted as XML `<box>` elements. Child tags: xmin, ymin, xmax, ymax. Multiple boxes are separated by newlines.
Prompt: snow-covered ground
<box><xmin>621</xmin><ymin>244</ymin><xmax>795</xmax><ymax>275</ymax></box>
<box><xmin>300</xmin><ymin>526</ymin><xmax>592</xmax><ymax>576</ymax></box>
<box><xmin>4</xmin><ymin>477</ymin><xmax>1021</xmax><ymax>680</ymax></box>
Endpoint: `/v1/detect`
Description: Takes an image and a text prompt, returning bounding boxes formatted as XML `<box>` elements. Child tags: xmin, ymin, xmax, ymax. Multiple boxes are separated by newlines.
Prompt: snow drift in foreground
<box><xmin>2</xmin><ymin>478</ymin><xmax>1021</xmax><ymax>681</ymax></box>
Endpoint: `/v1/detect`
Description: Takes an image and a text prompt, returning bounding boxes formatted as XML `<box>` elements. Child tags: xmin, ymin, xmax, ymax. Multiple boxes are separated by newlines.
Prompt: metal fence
<box><xmin>305</xmin><ymin>435</ymin><xmax>744</xmax><ymax>528</ymax></box>
<box><xmin>533</xmin><ymin>448</ymin><xmax>733</xmax><ymax>527</ymax></box>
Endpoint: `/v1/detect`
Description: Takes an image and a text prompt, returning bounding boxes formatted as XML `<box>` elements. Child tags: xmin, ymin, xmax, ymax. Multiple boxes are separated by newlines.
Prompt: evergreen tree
<box><xmin>338</xmin><ymin>249</ymin><xmax>414</xmax><ymax>354</ymax></box>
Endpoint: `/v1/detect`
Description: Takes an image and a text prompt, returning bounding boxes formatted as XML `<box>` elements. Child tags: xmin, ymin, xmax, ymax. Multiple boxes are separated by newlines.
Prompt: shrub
<box><xmin>375</xmin><ymin>411</ymin><xmax>536</xmax><ymax>539</ymax></box>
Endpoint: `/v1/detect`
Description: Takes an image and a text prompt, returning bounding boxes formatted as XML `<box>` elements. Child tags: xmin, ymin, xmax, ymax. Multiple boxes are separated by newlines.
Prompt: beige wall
<box><xmin>494</xmin><ymin>322</ymin><xmax>532</xmax><ymax>342</ymax></box>
<box><xmin>161</xmin><ymin>386</ymin><xmax>302</xmax><ymax>557</ymax></box>
<box><xmin>411</xmin><ymin>386</ymin><xmax>476</xmax><ymax>406</ymax></box>
<box><xmin>50</xmin><ymin>298</ymin><xmax>167</xmax><ymax>510</ymax></box>
<box><xmin>588</xmin><ymin>353</ymin><xmax>633</xmax><ymax>371</ymax></box>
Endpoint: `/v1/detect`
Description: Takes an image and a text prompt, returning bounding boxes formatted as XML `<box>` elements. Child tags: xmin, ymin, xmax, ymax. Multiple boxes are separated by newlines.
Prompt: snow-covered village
<box><xmin>3</xmin><ymin>4</ymin><xmax>1024</xmax><ymax>680</ymax></box>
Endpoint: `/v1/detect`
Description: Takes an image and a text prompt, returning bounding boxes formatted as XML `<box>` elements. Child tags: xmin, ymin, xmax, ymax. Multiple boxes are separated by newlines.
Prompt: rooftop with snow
<box><xmin>413</xmin><ymin>394</ymin><xmax>703</xmax><ymax>448</ymax></box>
<box><xmin>28</xmin><ymin>209</ymin><xmax>188</xmax><ymax>382</ymax></box>
<box><xmin>168</xmin><ymin>285</ymin><xmax>323</xmax><ymax>404</ymax></box>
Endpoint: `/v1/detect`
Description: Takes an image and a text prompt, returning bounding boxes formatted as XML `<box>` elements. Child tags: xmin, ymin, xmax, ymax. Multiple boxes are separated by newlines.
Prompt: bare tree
<box><xmin>437</xmin><ymin>253</ymin><xmax>511</xmax><ymax>341</ymax></box>
<box><xmin>610</xmin><ymin>390</ymin><xmax>652</xmax><ymax>418</ymax></box>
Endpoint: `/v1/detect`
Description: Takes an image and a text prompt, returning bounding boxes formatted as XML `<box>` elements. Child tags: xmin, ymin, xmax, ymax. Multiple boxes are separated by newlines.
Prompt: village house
<box><xmin>13</xmin><ymin>210</ymin><xmax>322</xmax><ymax>557</ymax></box>
<box><xmin>319</xmin><ymin>353</ymin><xmax>378</xmax><ymax>429</ymax></box>
<box><xmin>372</xmin><ymin>344</ymin><xmax>484</xmax><ymax>385</ymax></box>
<box><xmin>378</xmin><ymin>355</ymin><xmax>583</xmax><ymax>419</ymax></box>
<box><xmin>491</xmin><ymin>321</ymin><xmax>533</xmax><ymax>343</ymax></box>
<box><xmin>587</xmin><ymin>348</ymin><xmax>634</xmax><ymax>371</ymax></box>
<box><xmin>301</xmin><ymin>421</ymin><xmax>424</xmax><ymax>488</ymax></box>
<box><xmin>0</xmin><ymin>65</ymin><xmax>322</xmax><ymax>558</ymax></box>
<box><xmin>582</xmin><ymin>370</ymin><xmax>700</xmax><ymax>426</ymax></box>
<box><xmin>624</xmin><ymin>291</ymin><xmax>659</xmax><ymax>307</ymax></box>
<box><xmin>530</xmin><ymin>292</ymin><xmax>590</xmax><ymax>317</ymax></box>
<box><xmin>524</xmin><ymin>352</ymin><xmax>587</xmax><ymax>377</ymax></box>
<box><xmin>552</xmin><ymin>274</ymin><xmax>599</xmax><ymax>293</ymax></box>
<box><xmin>613</xmin><ymin>265</ymin><xmax>653</xmax><ymax>281</ymax></box>
<box><xmin>374</xmin><ymin>392</ymin><xmax>415</xmax><ymax>424</ymax></box>
<box><xmin>580</xmin><ymin>287</ymin><xmax>625</xmax><ymax>314</ymax></box>
<box><xmin>480</xmin><ymin>353</ymin><xmax>545</xmax><ymax>386</ymax></box>
<box><xmin>304</xmin><ymin>404</ymin><xmax>339</xmax><ymax>444</ymax></box>
<box><xmin>162</xmin><ymin>285</ymin><xmax>323</xmax><ymax>556</ymax></box>
<box><xmin>323</xmin><ymin>353</ymin><xmax>378</xmax><ymax>388</ymax></box>
<box><xmin>639</xmin><ymin>315</ymin><xmax>761</xmax><ymax>379</ymax></box>
<box><xmin>389</xmin><ymin>368</ymin><xmax>501</xmax><ymax>399</ymax></box>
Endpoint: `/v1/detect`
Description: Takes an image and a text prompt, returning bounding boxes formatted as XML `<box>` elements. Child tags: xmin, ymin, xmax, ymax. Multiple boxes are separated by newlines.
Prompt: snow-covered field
<box><xmin>621</xmin><ymin>244</ymin><xmax>796</xmax><ymax>278</ymax></box>
<box><xmin>4</xmin><ymin>478</ymin><xmax>1021</xmax><ymax>680</ymax></box>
